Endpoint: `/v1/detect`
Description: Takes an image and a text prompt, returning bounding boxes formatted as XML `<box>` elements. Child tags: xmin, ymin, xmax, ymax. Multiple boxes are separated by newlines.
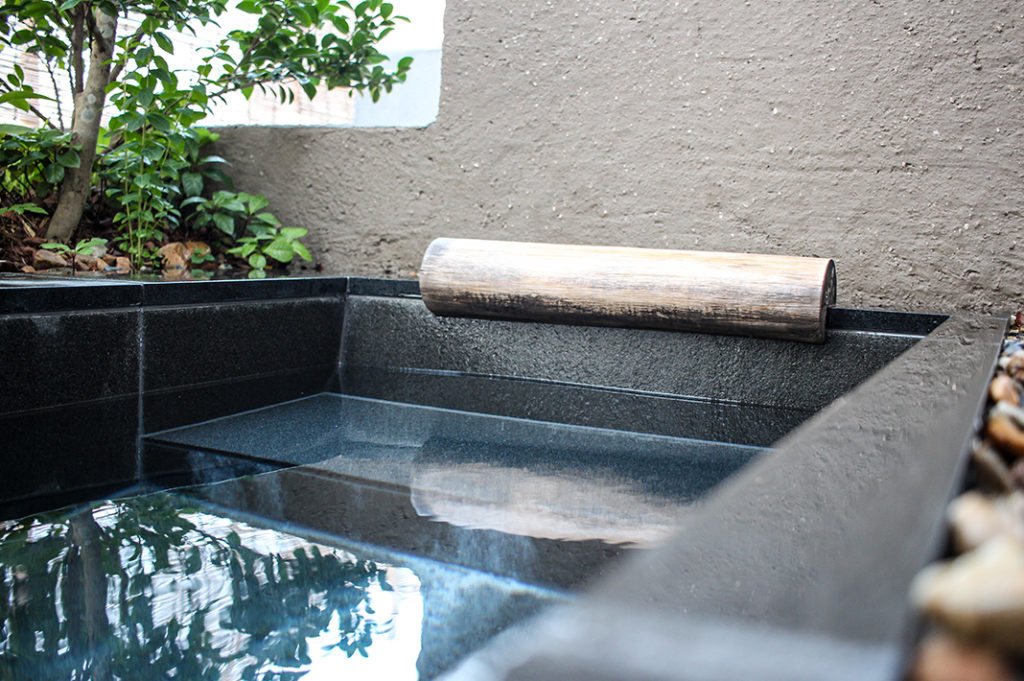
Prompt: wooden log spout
<box><xmin>419</xmin><ymin>238</ymin><xmax>837</xmax><ymax>343</ymax></box>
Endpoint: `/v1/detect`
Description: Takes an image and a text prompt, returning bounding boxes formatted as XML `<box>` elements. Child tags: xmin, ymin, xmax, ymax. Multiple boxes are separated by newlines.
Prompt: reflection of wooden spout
<box><xmin>409</xmin><ymin>461</ymin><xmax>683</xmax><ymax>547</ymax></box>
<box><xmin>419</xmin><ymin>238</ymin><xmax>836</xmax><ymax>343</ymax></box>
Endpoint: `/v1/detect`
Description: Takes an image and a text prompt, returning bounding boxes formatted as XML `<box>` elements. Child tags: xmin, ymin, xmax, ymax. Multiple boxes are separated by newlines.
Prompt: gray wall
<box><xmin>213</xmin><ymin>0</ymin><xmax>1023</xmax><ymax>313</ymax></box>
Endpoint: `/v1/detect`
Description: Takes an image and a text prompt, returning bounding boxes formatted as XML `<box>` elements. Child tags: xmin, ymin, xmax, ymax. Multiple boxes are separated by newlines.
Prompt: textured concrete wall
<box><xmin>213</xmin><ymin>0</ymin><xmax>1023</xmax><ymax>312</ymax></box>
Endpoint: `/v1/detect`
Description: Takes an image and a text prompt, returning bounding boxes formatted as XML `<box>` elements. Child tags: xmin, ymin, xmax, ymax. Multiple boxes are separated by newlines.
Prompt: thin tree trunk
<box><xmin>45</xmin><ymin>8</ymin><xmax>117</xmax><ymax>241</ymax></box>
<box><xmin>69</xmin><ymin>512</ymin><xmax>112</xmax><ymax>681</ymax></box>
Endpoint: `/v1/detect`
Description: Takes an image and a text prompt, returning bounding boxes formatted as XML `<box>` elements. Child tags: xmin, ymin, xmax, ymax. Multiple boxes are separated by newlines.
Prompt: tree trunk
<box><xmin>45</xmin><ymin>8</ymin><xmax>117</xmax><ymax>241</ymax></box>
<box><xmin>69</xmin><ymin>512</ymin><xmax>112</xmax><ymax>680</ymax></box>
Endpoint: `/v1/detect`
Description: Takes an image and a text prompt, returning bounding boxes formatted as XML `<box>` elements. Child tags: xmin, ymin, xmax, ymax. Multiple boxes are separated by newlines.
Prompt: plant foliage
<box><xmin>0</xmin><ymin>0</ymin><xmax>412</xmax><ymax>269</ymax></box>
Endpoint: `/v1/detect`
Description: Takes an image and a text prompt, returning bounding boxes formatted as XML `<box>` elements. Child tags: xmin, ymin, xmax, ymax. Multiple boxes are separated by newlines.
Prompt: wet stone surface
<box><xmin>0</xmin><ymin>489</ymin><xmax>562</xmax><ymax>680</ymax></box>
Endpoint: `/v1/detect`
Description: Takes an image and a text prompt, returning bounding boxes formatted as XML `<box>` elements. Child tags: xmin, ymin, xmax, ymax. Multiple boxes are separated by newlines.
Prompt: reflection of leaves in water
<box><xmin>0</xmin><ymin>494</ymin><xmax>388</xmax><ymax>680</ymax></box>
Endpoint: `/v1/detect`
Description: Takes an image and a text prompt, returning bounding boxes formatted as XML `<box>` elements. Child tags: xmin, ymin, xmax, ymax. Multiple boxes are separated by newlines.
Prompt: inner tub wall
<box><xmin>337</xmin><ymin>290</ymin><xmax>940</xmax><ymax>441</ymax></box>
<box><xmin>0</xmin><ymin>274</ymin><xmax>940</xmax><ymax>517</ymax></box>
<box><xmin>0</xmin><ymin>276</ymin><xmax>348</xmax><ymax>519</ymax></box>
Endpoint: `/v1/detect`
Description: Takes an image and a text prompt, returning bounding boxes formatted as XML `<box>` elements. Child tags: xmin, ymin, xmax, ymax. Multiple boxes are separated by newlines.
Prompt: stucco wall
<box><xmin>213</xmin><ymin>0</ymin><xmax>1023</xmax><ymax>313</ymax></box>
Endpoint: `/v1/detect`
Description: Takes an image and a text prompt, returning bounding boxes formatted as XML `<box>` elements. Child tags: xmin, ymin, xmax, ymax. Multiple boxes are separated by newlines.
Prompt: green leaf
<box><xmin>180</xmin><ymin>195</ymin><xmax>207</xmax><ymax>208</ymax></box>
<box><xmin>279</xmin><ymin>227</ymin><xmax>307</xmax><ymax>240</ymax></box>
<box><xmin>181</xmin><ymin>172</ymin><xmax>203</xmax><ymax>197</ymax></box>
<box><xmin>0</xmin><ymin>90</ymin><xmax>54</xmax><ymax>106</ymax></box>
<box><xmin>57</xmin><ymin>149</ymin><xmax>80</xmax><ymax>168</ymax></box>
<box><xmin>253</xmin><ymin>212</ymin><xmax>281</xmax><ymax>227</ymax></box>
<box><xmin>7</xmin><ymin>202</ymin><xmax>47</xmax><ymax>215</ymax></box>
<box><xmin>263</xmin><ymin>237</ymin><xmax>294</xmax><ymax>263</ymax></box>
<box><xmin>0</xmin><ymin>124</ymin><xmax>34</xmax><ymax>135</ymax></box>
<box><xmin>154</xmin><ymin>32</ymin><xmax>174</xmax><ymax>54</ymax></box>
<box><xmin>202</xmin><ymin>168</ymin><xmax>232</xmax><ymax>186</ymax></box>
<box><xmin>244</xmin><ymin>193</ymin><xmax>269</xmax><ymax>212</ymax></box>
<box><xmin>76</xmin><ymin>238</ymin><xmax>107</xmax><ymax>255</ymax></box>
<box><xmin>43</xmin><ymin>163</ymin><xmax>64</xmax><ymax>184</ymax></box>
<box><xmin>397</xmin><ymin>55</ymin><xmax>413</xmax><ymax>71</ymax></box>
<box><xmin>292</xmin><ymin>241</ymin><xmax>312</xmax><ymax>261</ymax></box>
<box><xmin>147</xmin><ymin>112</ymin><xmax>172</xmax><ymax>133</ymax></box>
<box><xmin>248</xmin><ymin>252</ymin><xmax>267</xmax><ymax>269</ymax></box>
<box><xmin>291</xmin><ymin>5</ymin><xmax>315</xmax><ymax>25</ymax></box>
<box><xmin>212</xmin><ymin>212</ymin><xmax>235</xmax><ymax>235</ymax></box>
<box><xmin>236</xmin><ymin>0</ymin><xmax>261</xmax><ymax>13</ymax></box>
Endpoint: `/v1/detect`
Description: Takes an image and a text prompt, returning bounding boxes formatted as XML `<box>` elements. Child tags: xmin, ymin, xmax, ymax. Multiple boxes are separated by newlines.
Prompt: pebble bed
<box><xmin>909</xmin><ymin>312</ymin><xmax>1024</xmax><ymax>681</ymax></box>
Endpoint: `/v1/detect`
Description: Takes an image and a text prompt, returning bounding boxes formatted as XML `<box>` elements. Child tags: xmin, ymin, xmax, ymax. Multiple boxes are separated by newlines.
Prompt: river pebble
<box><xmin>910</xmin><ymin>311</ymin><xmax>1024</xmax><ymax>667</ymax></box>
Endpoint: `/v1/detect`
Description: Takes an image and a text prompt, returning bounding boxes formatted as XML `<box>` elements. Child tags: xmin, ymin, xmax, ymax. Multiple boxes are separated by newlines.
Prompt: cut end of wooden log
<box><xmin>419</xmin><ymin>238</ymin><xmax>837</xmax><ymax>343</ymax></box>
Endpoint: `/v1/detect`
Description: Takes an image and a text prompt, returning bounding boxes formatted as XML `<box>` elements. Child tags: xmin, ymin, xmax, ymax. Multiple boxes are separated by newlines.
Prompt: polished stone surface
<box><xmin>0</xmin><ymin>274</ymin><xmax>1006</xmax><ymax>680</ymax></box>
<box><xmin>340</xmin><ymin>295</ymin><xmax>929</xmax><ymax>412</ymax></box>
<box><xmin>144</xmin><ymin>393</ymin><xmax>765</xmax><ymax>587</ymax></box>
<box><xmin>140</xmin><ymin>297</ymin><xmax>343</xmax><ymax>430</ymax></box>
<box><xmin>141</xmin><ymin>276</ymin><xmax>347</xmax><ymax>306</ymax></box>
<box><xmin>488</xmin><ymin>312</ymin><xmax>1008</xmax><ymax>681</ymax></box>
<box><xmin>340</xmin><ymin>365</ymin><xmax>812</xmax><ymax>446</ymax></box>
<box><xmin>0</xmin><ymin>309</ymin><xmax>141</xmax><ymax>414</ymax></box>
<box><xmin>146</xmin><ymin>393</ymin><xmax>763</xmax><ymax>503</ymax></box>
<box><xmin>0</xmin><ymin>397</ymin><xmax>139</xmax><ymax>520</ymax></box>
<box><xmin>0</xmin><ymin>487</ymin><xmax>563</xmax><ymax>681</ymax></box>
<box><xmin>0</xmin><ymin>274</ymin><xmax>140</xmax><ymax>314</ymax></box>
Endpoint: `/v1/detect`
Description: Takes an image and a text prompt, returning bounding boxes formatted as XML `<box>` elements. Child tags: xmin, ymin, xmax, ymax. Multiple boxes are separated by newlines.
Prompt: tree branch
<box><xmin>42</xmin><ymin>58</ymin><xmax>65</xmax><ymax>130</ymax></box>
<box><xmin>70</xmin><ymin>6</ymin><xmax>85</xmax><ymax>94</ymax></box>
<box><xmin>82</xmin><ymin>7</ymin><xmax>111</xmax><ymax>56</ymax></box>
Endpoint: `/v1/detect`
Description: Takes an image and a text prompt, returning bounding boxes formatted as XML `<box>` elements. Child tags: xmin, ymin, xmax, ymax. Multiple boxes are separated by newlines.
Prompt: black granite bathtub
<box><xmin>0</xmin><ymin>274</ymin><xmax>1005</xmax><ymax>680</ymax></box>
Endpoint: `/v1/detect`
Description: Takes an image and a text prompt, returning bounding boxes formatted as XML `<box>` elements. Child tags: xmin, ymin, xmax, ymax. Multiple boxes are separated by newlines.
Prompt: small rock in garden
<box><xmin>1010</xmin><ymin>460</ymin><xmax>1024</xmax><ymax>491</ymax></box>
<box><xmin>907</xmin><ymin>632</ymin><xmax>1013</xmax><ymax>681</ymax></box>
<box><xmin>992</xmin><ymin>400</ymin><xmax>1024</xmax><ymax>429</ymax></box>
<box><xmin>157</xmin><ymin>242</ymin><xmax>189</xmax><ymax>270</ymax></box>
<box><xmin>986</xmin><ymin>413</ymin><xmax>1024</xmax><ymax>459</ymax></box>
<box><xmin>972</xmin><ymin>441</ymin><xmax>1015</xmax><ymax>493</ymax></box>
<box><xmin>102</xmin><ymin>254</ymin><xmax>116</xmax><ymax>266</ymax></box>
<box><xmin>76</xmin><ymin>255</ymin><xmax>103</xmax><ymax>270</ymax></box>
<box><xmin>947</xmin><ymin>491</ymin><xmax>1024</xmax><ymax>553</ymax></box>
<box><xmin>185</xmin><ymin>241</ymin><xmax>210</xmax><ymax>258</ymax></box>
<box><xmin>1003</xmin><ymin>339</ymin><xmax>1024</xmax><ymax>357</ymax></box>
<box><xmin>989</xmin><ymin>374</ymin><xmax>1020</xmax><ymax>407</ymax></box>
<box><xmin>1006</xmin><ymin>351</ymin><xmax>1024</xmax><ymax>381</ymax></box>
<box><xmin>33</xmin><ymin>249</ymin><xmax>67</xmax><ymax>269</ymax></box>
<box><xmin>20</xmin><ymin>265</ymin><xmax>35</xmax><ymax>273</ymax></box>
<box><xmin>910</xmin><ymin>536</ymin><xmax>1024</xmax><ymax>655</ymax></box>
<box><xmin>114</xmin><ymin>256</ymin><xmax>132</xmax><ymax>272</ymax></box>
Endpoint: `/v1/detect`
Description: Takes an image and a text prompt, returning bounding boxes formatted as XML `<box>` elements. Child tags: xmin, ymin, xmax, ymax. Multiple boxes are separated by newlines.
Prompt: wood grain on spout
<box><xmin>419</xmin><ymin>238</ymin><xmax>836</xmax><ymax>343</ymax></box>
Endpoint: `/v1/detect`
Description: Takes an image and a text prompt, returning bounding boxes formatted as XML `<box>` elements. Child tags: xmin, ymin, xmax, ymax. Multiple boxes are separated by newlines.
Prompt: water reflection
<box><xmin>0</xmin><ymin>493</ymin><xmax>422</xmax><ymax>681</ymax></box>
<box><xmin>410</xmin><ymin>462</ymin><xmax>683</xmax><ymax>546</ymax></box>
